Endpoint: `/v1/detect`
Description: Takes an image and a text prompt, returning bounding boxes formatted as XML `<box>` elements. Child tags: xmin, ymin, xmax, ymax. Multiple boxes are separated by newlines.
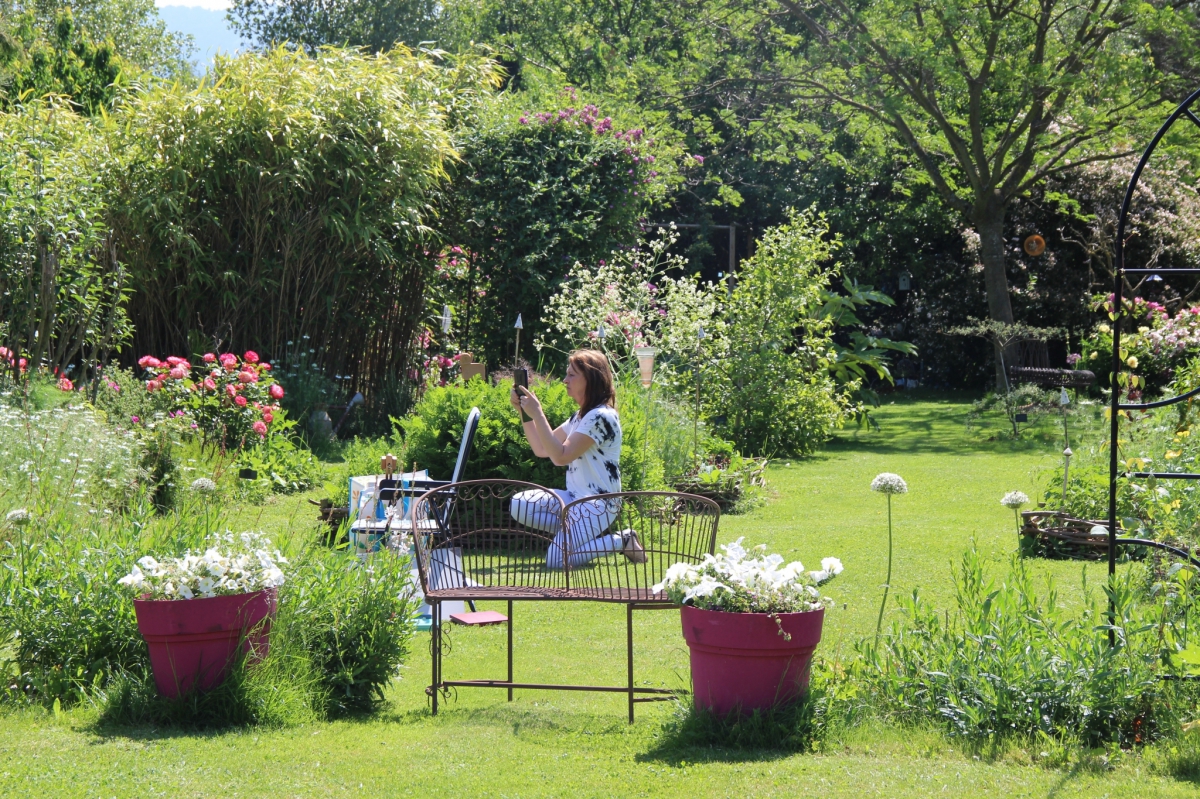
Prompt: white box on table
<box><xmin>348</xmin><ymin>470</ymin><xmax>428</xmax><ymax>523</ymax></box>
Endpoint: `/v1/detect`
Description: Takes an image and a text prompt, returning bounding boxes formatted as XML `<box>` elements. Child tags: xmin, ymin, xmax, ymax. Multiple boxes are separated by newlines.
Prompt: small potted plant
<box><xmin>655</xmin><ymin>538</ymin><xmax>842</xmax><ymax>715</ymax></box>
<box><xmin>118</xmin><ymin>531</ymin><xmax>287</xmax><ymax>698</ymax></box>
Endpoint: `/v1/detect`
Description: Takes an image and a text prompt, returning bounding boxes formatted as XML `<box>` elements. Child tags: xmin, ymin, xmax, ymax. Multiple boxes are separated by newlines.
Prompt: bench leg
<box><xmin>431</xmin><ymin>600</ymin><xmax>440</xmax><ymax>716</ymax></box>
<box><xmin>507</xmin><ymin>600</ymin><xmax>514</xmax><ymax>702</ymax></box>
<box><xmin>627</xmin><ymin>603</ymin><xmax>635</xmax><ymax>724</ymax></box>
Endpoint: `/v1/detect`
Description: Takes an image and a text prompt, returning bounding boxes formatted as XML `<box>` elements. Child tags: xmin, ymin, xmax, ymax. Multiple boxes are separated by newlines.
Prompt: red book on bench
<box><xmin>449</xmin><ymin>610</ymin><xmax>508</xmax><ymax>626</ymax></box>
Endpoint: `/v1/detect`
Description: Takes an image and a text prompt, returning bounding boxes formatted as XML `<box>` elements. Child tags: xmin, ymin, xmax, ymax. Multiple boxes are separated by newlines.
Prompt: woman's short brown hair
<box><xmin>568</xmin><ymin>349</ymin><xmax>616</xmax><ymax>417</ymax></box>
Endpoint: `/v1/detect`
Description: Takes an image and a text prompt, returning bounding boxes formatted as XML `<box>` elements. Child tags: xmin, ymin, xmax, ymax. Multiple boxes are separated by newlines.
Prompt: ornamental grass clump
<box><xmin>654</xmin><ymin>537</ymin><xmax>843</xmax><ymax>613</ymax></box>
<box><xmin>870</xmin><ymin>472</ymin><xmax>908</xmax><ymax>641</ymax></box>
<box><xmin>117</xmin><ymin>531</ymin><xmax>287</xmax><ymax>600</ymax></box>
<box><xmin>859</xmin><ymin>548</ymin><xmax>1181</xmax><ymax>747</ymax></box>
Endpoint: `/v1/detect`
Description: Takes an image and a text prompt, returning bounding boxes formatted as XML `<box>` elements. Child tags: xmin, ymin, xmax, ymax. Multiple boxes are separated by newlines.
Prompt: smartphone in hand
<box><xmin>513</xmin><ymin>368</ymin><xmax>530</xmax><ymax>422</ymax></box>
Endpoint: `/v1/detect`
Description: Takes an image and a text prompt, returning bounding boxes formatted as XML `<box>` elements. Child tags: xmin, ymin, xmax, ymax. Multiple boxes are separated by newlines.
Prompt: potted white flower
<box><xmin>654</xmin><ymin>538</ymin><xmax>842</xmax><ymax>715</ymax></box>
<box><xmin>117</xmin><ymin>531</ymin><xmax>287</xmax><ymax>698</ymax></box>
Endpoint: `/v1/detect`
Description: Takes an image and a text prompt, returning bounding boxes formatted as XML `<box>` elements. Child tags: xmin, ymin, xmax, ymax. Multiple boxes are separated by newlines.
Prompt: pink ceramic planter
<box><xmin>134</xmin><ymin>588</ymin><xmax>276</xmax><ymax>698</ymax></box>
<box><xmin>681</xmin><ymin>604</ymin><xmax>824</xmax><ymax>715</ymax></box>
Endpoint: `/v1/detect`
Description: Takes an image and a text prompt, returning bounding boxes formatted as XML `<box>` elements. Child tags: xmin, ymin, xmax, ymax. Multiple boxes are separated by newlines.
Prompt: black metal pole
<box><xmin>1107</xmin><ymin>86</ymin><xmax>1200</xmax><ymax>648</ymax></box>
<box><xmin>1107</xmin><ymin>250</ymin><xmax>1122</xmax><ymax>648</ymax></box>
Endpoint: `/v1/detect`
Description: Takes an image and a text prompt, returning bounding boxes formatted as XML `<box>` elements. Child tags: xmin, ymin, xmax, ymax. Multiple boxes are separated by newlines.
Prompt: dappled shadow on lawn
<box><xmin>823</xmin><ymin>390</ymin><xmax>1098</xmax><ymax>457</ymax></box>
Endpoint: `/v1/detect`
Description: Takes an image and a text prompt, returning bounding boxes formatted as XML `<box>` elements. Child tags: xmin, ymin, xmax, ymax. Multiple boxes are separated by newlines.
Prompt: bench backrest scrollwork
<box><xmin>410</xmin><ymin>480</ymin><xmax>720</xmax><ymax>599</ymax></box>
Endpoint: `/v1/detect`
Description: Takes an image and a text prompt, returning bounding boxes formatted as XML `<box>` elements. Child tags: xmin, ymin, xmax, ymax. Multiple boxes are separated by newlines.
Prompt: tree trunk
<box><xmin>974</xmin><ymin>200</ymin><xmax>1016</xmax><ymax>390</ymax></box>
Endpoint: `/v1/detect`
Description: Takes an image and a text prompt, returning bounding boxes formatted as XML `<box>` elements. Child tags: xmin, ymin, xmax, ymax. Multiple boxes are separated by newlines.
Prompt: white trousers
<box><xmin>510</xmin><ymin>488</ymin><xmax>622</xmax><ymax>569</ymax></box>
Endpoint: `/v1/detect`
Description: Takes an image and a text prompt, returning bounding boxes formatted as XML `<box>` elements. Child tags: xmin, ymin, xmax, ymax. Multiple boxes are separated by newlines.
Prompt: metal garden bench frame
<box><xmin>409</xmin><ymin>479</ymin><xmax>720</xmax><ymax>722</ymax></box>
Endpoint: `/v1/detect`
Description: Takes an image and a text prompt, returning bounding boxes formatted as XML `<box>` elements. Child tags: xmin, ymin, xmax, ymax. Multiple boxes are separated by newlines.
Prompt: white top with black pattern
<box><xmin>563</xmin><ymin>405</ymin><xmax>622</xmax><ymax>500</ymax></box>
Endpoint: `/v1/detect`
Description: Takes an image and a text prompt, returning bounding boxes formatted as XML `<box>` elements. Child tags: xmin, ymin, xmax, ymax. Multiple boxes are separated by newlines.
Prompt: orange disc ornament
<box><xmin>1023</xmin><ymin>234</ymin><xmax>1046</xmax><ymax>256</ymax></box>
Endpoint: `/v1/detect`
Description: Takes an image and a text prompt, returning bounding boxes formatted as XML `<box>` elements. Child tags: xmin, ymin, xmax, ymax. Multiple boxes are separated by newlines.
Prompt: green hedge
<box><xmin>400</xmin><ymin>376</ymin><xmax>664</xmax><ymax>492</ymax></box>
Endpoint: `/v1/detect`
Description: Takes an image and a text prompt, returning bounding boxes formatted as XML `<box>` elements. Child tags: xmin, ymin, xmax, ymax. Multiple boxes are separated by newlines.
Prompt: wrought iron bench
<box><xmin>1006</xmin><ymin>339</ymin><xmax>1095</xmax><ymax>389</ymax></box>
<box><xmin>409</xmin><ymin>479</ymin><xmax>720</xmax><ymax>721</ymax></box>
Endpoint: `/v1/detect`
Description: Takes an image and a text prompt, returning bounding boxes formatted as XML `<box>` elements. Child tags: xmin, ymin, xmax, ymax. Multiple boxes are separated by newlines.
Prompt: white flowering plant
<box><xmin>653</xmin><ymin>538</ymin><xmax>843</xmax><ymax>613</ymax></box>
<box><xmin>117</xmin><ymin>531</ymin><xmax>287</xmax><ymax>600</ymax></box>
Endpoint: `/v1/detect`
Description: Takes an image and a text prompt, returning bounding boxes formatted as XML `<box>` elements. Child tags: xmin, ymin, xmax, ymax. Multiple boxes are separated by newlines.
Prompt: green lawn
<box><xmin>2</xmin><ymin>392</ymin><xmax>1196</xmax><ymax>798</ymax></box>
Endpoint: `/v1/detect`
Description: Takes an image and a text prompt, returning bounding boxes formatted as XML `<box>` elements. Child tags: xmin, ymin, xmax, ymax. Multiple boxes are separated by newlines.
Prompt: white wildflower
<box><xmin>870</xmin><ymin>473</ymin><xmax>908</xmax><ymax>495</ymax></box>
<box><xmin>5</xmin><ymin>508</ymin><xmax>30</xmax><ymax>526</ymax></box>
<box><xmin>190</xmin><ymin>478</ymin><xmax>217</xmax><ymax>494</ymax></box>
<box><xmin>1000</xmin><ymin>491</ymin><xmax>1030</xmax><ymax>509</ymax></box>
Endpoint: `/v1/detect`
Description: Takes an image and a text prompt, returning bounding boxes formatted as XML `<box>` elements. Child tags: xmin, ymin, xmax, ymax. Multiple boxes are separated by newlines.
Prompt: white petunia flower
<box><xmin>821</xmin><ymin>557</ymin><xmax>844</xmax><ymax>576</ymax></box>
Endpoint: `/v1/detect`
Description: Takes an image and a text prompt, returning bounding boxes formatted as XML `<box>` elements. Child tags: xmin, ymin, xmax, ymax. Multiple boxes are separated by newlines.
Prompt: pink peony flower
<box><xmin>130</xmin><ymin>415</ymin><xmax>139</xmax><ymax>424</ymax></box>
<box><xmin>262</xmin><ymin>411</ymin><xmax>274</xmax><ymax>423</ymax></box>
<box><xmin>138</xmin><ymin>355</ymin><xmax>161</xmax><ymax>369</ymax></box>
<box><xmin>169</xmin><ymin>366</ymin><xmax>188</xmax><ymax>380</ymax></box>
<box><xmin>253</xmin><ymin>420</ymin><xmax>267</xmax><ymax>436</ymax></box>
<box><xmin>203</xmin><ymin>352</ymin><xmax>216</xmax><ymax>363</ymax></box>
<box><xmin>146</xmin><ymin>380</ymin><xmax>160</xmax><ymax>392</ymax></box>
<box><xmin>243</xmin><ymin>350</ymin><xmax>259</xmax><ymax>364</ymax></box>
<box><xmin>226</xmin><ymin>384</ymin><xmax>238</xmax><ymax>397</ymax></box>
<box><xmin>57</xmin><ymin>378</ymin><xmax>73</xmax><ymax>392</ymax></box>
<box><xmin>219</xmin><ymin>353</ymin><xmax>238</xmax><ymax>369</ymax></box>
<box><xmin>235</xmin><ymin>395</ymin><xmax>248</xmax><ymax>407</ymax></box>
<box><xmin>261</xmin><ymin>363</ymin><xmax>272</xmax><ymax>371</ymax></box>
<box><xmin>269</xmin><ymin>384</ymin><xmax>284</xmax><ymax>400</ymax></box>
<box><xmin>166</xmin><ymin>356</ymin><xmax>186</xmax><ymax>366</ymax></box>
<box><xmin>203</xmin><ymin>378</ymin><xmax>216</xmax><ymax>391</ymax></box>
<box><xmin>237</xmin><ymin>370</ymin><xmax>257</xmax><ymax>384</ymax></box>
<box><xmin>18</xmin><ymin>358</ymin><xmax>26</xmax><ymax>371</ymax></box>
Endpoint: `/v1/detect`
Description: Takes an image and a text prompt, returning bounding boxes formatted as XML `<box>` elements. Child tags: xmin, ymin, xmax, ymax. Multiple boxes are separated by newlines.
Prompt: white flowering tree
<box><xmin>535</xmin><ymin>227</ymin><xmax>722</xmax><ymax>378</ymax></box>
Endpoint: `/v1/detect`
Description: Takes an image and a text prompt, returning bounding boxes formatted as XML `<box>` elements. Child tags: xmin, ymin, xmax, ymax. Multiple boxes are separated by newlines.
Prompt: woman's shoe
<box><xmin>621</xmin><ymin>529</ymin><xmax>647</xmax><ymax>563</ymax></box>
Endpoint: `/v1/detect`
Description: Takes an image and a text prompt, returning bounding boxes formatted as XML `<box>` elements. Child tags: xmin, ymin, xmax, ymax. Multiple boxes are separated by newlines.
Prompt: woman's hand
<box><xmin>516</xmin><ymin>386</ymin><xmax>544</xmax><ymax>419</ymax></box>
<box><xmin>509</xmin><ymin>386</ymin><xmax>523</xmax><ymax>412</ymax></box>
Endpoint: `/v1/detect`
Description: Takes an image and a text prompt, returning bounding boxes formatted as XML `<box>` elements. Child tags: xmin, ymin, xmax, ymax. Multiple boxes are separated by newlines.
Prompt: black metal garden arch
<box><xmin>1106</xmin><ymin>87</ymin><xmax>1200</xmax><ymax>644</ymax></box>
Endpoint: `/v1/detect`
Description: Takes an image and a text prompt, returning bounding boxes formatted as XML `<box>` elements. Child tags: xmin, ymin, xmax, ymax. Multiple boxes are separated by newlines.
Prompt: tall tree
<box><xmin>775</xmin><ymin>0</ymin><xmax>1192</xmax><ymax>385</ymax></box>
<box><xmin>227</xmin><ymin>0</ymin><xmax>445</xmax><ymax>53</ymax></box>
<box><xmin>0</xmin><ymin>0</ymin><xmax>193</xmax><ymax>79</ymax></box>
<box><xmin>462</xmin><ymin>0</ymin><xmax>823</xmax><ymax>268</ymax></box>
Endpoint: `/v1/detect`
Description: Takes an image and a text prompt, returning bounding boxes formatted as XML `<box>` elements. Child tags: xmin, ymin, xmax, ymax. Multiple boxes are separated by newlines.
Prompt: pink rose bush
<box><xmin>137</xmin><ymin>350</ymin><xmax>287</xmax><ymax>448</ymax></box>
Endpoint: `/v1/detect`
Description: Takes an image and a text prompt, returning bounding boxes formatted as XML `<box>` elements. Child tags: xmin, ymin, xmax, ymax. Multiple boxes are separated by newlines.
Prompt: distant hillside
<box><xmin>157</xmin><ymin>5</ymin><xmax>245</xmax><ymax>70</ymax></box>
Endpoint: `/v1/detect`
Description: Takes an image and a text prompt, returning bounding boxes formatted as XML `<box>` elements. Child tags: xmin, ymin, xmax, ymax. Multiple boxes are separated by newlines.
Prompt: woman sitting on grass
<box><xmin>509</xmin><ymin>349</ymin><xmax>645</xmax><ymax>568</ymax></box>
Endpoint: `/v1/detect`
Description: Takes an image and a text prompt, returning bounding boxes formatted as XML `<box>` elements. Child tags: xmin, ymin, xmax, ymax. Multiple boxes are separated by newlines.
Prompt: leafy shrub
<box><xmin>235</xmin><ymin>426</ymin><xmax>323</xmax><ymax>496</ymax></box>
<box><xmin>860</xmin><ymin>548</ymin><xmax>1173</xmax><ymax>746</ymax></box>
<box><xmin>708</xmin><ymin>209</ymin><xmax>851</xmax><ymax>456</ymax></box>
<box><xmin>285</xmin><ymin>547</ymin><xmax>417</xmax><ymax>716</ymax></box>
<box><xmin>401</xmin><ymin>376</ymin><xmax>579</xmax><ymax>489</ymax></box>
<box><xmin>0</xmin><ymin>505</ymin><xmax>161</xmax><ymax>703</ymax></box>
<box><xmin>92</xmin><ymin>365</ymin><xmax>171</xmax><ymax>429</ymax></box>
<box><xmin>400</xmin><ymin>374</ymin><xmax>670</xmax><ymax>492</ymax></box>
<box><xmin>534</xmin><ymin>209</ymin><xmax>859</xmax><ymax>456</ymax></box>
<box><xmin>440</xmin><ymin>95</ymin><xmax>671</xmax><ymax>367</ymax></box>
